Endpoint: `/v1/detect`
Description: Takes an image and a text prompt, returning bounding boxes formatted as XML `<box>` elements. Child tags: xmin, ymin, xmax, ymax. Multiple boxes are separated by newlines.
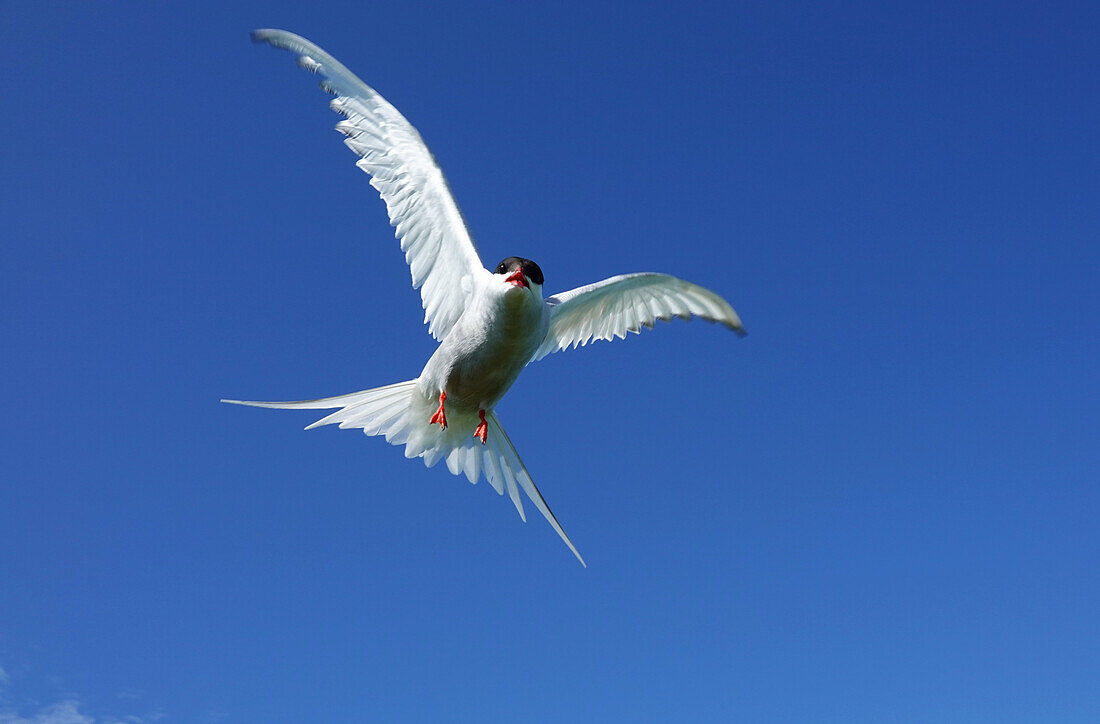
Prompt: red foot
<box><xmin>429</xmin><ymin>391</ymin><xmax>447</xmax><ymax>429</ymax></box>
<box><xmin>473</xmin><ymin>409</ymin><xmax>488</xmax><ymax>444</ymax></box>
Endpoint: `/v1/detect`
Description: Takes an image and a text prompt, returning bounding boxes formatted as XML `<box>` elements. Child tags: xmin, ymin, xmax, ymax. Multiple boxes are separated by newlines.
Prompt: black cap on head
<box><xmin>493</xmin><ymin>256</ymin><xmax>544</xmax><ymax>286</ymax></box>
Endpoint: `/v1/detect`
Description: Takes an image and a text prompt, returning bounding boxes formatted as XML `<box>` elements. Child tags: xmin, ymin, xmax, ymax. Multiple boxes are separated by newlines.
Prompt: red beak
<box><xmin>505</xmin><ymin>270</ymin><xmax>528</xmax><ymax>288</ymax></box>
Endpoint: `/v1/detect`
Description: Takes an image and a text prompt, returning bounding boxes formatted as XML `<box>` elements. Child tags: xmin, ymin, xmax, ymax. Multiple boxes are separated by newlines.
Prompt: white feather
<box><xmin>252</xmin><ymin>29</ymin><xmax>489</xmax><ymax>342</ymax></box>
<box><xmin>534</xmin><ymin>273</ymin><xmax>746</xmax><ymax>360</ymax></box>
<box><xmin>226</xmin><ymin>382</ymin><xmax>584</xmax><ymax>565</ymax></box>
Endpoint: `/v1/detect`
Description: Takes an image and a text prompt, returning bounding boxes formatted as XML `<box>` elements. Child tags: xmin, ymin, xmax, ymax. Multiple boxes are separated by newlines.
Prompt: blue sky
<box><xmin>1</xmin><ymin>0</ymin><xmax>1098</xmax><ymax>721</ymax></box>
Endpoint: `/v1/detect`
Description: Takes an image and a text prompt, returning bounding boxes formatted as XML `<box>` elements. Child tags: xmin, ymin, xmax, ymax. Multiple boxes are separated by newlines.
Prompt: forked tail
<box><xmin>222</xmin><ymin>383</ymin><xmax>585</xmax><ymax>565</ymax></box>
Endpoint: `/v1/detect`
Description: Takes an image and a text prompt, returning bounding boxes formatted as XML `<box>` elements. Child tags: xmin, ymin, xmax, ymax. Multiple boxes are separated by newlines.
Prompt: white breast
<box><xmin>418</xmin><ymin>280</ymin><xmax>549</xmax><ymax>410</ymax></box>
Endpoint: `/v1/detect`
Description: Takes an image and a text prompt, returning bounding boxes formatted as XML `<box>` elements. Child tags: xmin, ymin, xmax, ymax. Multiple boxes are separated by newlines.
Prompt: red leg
<box><xmin>473</xmin><ymin>409</ymin><xmax>488</xmax><ymax>444</ymax></box>
<box><xmin>429</xmin><ymin>391</ymin><xmax>447</xmax><ymax>430</ymax></box>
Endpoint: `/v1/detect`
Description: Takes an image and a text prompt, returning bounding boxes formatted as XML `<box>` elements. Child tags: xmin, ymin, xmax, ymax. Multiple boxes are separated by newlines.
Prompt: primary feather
<box><xmin>252</xmin><ymin>29</ymin><xmax>487</xmax><ymax>341</ymax></box>
<box><xmin>535</xmin><ymin>273</ymin><xmax>746</xmax><ymax>360</ymax></box>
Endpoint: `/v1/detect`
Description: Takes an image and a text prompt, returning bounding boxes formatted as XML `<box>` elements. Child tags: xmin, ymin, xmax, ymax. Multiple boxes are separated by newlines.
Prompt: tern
<box><xmin>225</xmin><ymin>30</ymin><xmax>747</xmax><ymax>566</ymax></box>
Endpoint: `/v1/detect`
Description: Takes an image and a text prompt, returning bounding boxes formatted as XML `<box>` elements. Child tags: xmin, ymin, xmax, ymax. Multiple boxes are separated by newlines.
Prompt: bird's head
<box><xmin>494</xmin><ymin>257</ymin><xmax>544</xmax><ymax>297</ymax></box>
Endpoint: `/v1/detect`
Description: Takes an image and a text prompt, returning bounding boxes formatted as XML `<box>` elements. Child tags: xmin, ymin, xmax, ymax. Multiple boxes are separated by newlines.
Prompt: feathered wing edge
<box><xmin>534</xmin><ymin>272</ymin><xmax>746</xmax><ymax>360</ymax></box>
<box><xmin>222</xmin><ymin>386</ymin><xmax>585</xmax><ymax>566</ymax></box>
<box><xmin>251</xmin><ymin>29</ymin><xmax>487</xmax><ymax>342</ymax></box>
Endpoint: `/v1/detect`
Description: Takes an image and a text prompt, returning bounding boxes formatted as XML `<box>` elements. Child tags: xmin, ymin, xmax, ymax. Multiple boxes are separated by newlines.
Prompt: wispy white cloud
<box><xmin>102</xmin><ymin>715</ymin><xmax>163</xmax><ymax>724</ymax></box>
<box><xmin>0</xmin><ymin>700</ymin><xmax>93</xmax><ymax>724</ymax></box>
<box><xmin>0</xmin><ymin>700</ymin><xmax>161</xmax><ymax>724</ymax></box>
<box><xmin>0</xmin><ymin>663</ymin><xmax>159</xmax><ymax>724</ymax></box>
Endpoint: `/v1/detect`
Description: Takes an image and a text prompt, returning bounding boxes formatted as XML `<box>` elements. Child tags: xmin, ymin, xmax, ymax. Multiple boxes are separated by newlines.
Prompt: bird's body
<box><xmin>419</xmin><ymin>271</ymin><xmax>548</xmax><ymax>412</ymax></box>
<box><xmin>225</xmin><ymin>30</ymin><xmax>746</xmax><ymax>565</ymax></box>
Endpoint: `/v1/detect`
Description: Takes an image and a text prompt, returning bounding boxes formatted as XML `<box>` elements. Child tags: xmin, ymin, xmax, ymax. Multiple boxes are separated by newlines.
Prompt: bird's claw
<box><xmin>429</xmin><ymin>391</ymin><xmax>448</xmax><ymax>430</ymax></box>
<box><xmin>474</xmin><ymin>409</ymin><xmax>488</xmax><ymax>444</ymax></box>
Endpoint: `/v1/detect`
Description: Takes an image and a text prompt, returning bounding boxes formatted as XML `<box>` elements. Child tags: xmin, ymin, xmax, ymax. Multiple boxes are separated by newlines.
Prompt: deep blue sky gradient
<box><xmin>1</xmin><ymin>1</ymin><xmax>1098</xmax><ymax>721</ymax></box>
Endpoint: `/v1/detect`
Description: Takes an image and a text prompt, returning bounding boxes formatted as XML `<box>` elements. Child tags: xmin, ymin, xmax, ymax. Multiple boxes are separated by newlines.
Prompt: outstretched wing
<box><xmin>253</xmin><ymin>29</ymin><xmax>488</xmax><ymax>341</ymax></box>
<box><xmin>534</xmin><ymin>273</ymin><xmax>745</xmax><ymax>360</ymax></box>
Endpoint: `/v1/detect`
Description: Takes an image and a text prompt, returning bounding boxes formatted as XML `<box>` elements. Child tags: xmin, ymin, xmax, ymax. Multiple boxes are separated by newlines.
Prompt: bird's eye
<box><xmin>496</xmin><ymin>263</ymin><xmax>507</xmax><ymax>273</ymax></box>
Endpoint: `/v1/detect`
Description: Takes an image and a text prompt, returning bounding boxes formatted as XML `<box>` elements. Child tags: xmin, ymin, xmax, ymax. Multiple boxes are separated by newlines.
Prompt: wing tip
<box><xmin>717</xmin><ymin>306</ymin><xmax>747</xmax><ymax>337</ymax></box>
<box><xmin>250</xmin><ymin>28</ymin><xmax>278</xmax><ymax>45</ymax></box>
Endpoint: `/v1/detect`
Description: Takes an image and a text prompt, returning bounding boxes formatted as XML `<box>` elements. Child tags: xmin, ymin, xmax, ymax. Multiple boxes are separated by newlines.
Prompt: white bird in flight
<box><xmin>225</xmin><ymin>30</ymin><xmax>747</xmax><ymax>566</ymax></box>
